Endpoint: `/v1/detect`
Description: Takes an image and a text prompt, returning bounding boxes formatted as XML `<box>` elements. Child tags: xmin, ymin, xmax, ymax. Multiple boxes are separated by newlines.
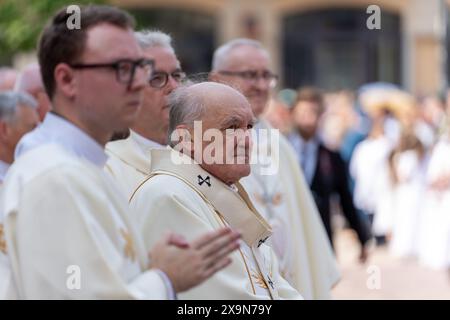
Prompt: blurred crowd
<box><xmin>265</xmin><ymin>84</ymin><xmax>450</xmax><ymax>271</ymax></box>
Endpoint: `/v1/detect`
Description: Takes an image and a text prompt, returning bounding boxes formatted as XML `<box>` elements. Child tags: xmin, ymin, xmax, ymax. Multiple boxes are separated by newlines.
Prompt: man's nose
<box><xmin>254</xmin><ymin>76</ymin><xmax>270</xmax><ymax>91</ymax></box>
<box><xmin>164</xmin><ymin>75</ymin><xmax>180</xmax><ymax>94</ymax></box>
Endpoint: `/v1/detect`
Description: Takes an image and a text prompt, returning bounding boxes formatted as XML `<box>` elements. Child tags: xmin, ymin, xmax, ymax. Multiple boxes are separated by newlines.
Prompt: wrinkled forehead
<box><xmin>206</xmin><ymin>94</ymin><xmax>253</xmax><ymax>123</ymax></box>
<box><xmin>223</xmin><ymin>45</ymin><xmax>271</xmax><ymax>70</ymax></box>
<box><xmin>82</xmin><ymin>23</ymin><xmax>143</xmax><ymax>61</ymax></box>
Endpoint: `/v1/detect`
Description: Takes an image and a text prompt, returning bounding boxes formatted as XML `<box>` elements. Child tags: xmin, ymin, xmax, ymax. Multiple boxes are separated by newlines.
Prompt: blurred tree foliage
<box><xmin>0</xmin><ymin>0</ymin><xmax>105</xmax><ymax>63</ymax></box>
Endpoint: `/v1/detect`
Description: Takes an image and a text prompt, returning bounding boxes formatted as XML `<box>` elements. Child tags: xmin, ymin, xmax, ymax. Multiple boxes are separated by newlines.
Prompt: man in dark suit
<box><xmin>288</xmin><ymin>87</ymin><xmax>372</xmax><ymax>263</ymax></box>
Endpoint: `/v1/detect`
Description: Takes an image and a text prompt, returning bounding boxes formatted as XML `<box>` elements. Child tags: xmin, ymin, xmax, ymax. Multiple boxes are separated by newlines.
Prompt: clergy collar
<box><xmin>131</xmin><ymin>130</ymin><xmax>164</xmax><ymax>151</ymax></box>
<box><xmin>106</xmin><ymin>132</ymin><xmax>151</xmax><ymax>175</ymax></box>
<box><xmin>0</xmin><ymin>159</ymin><xmax>10</xmax><ymax>183</ymax></box>
<box><xmin>38</xmin><ymin>112</ymin><xmax>108</xmax><ymax>168</ymax></box>
<box><xmin>147</xmin><ymin>148</ymin><xmax>273</xmax><ymax>247</ymax></box>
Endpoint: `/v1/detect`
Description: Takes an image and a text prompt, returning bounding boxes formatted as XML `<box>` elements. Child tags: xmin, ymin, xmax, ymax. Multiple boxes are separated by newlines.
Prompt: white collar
<box><xmin>289</xmin><ymin>131</ymin><xmax>320</xmax><ymax>149</ymax></box>
<box><xmin>22</xmin><ymin>112</ymin><xmax>108</xmax><ymax>168</ymax></box>
<box><xmin>131</xmin><ymin>130</ymin><xmax>164</xmax><ymax>151</ymax></box>
<box><xmin>0</xmin><ymin>159</ymin><xmax>10</xmax><ymax>183</ymax></box>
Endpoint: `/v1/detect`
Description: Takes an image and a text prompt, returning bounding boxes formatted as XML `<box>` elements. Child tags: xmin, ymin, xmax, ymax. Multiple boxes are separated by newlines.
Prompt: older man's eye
<box><xmin>241</xmin><ymin>71</ymin><xmax>258</xmax><ymax>80</ymax></box>
<box><xmin>247</xmin><ymin>124</ymin><xmax>254</xmax><ymax>130</ymax></box>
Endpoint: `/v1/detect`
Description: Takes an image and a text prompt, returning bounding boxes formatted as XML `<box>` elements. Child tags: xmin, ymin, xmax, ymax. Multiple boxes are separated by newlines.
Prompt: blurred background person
<box><xmin>385</xmin><ymin>93</ymin><xmax>428</xmax><ymax>259</ymax></box>
<box><xmin>0</xmin><ymin>91</ymin><xmax>39</xmax><ymax>183</ymax></box>
<box><xmin>14</xmin><ymin>63</ymin><xmax>52</xmax><ymax>121</ymax></box>
<box><xmin>350</xmin><ymin>85</ymin><xmax>405</xmax><ymax>246</ymax></box>
<box><xmin>419</xmin><ymin>122</ymin><xmax>450</xmax><ymax>272</ymax></box>
<box><xmin>415</xmin><ymin>95</ymin><xmax>446</xmax><ymax>148</ymax></box>
<box><xmin>0</xmin><ymin>91</ymin><xmax>39</xmax><ymax>299</ymax></box>
<box><xmin>0</xmin><ymin>68</ymin><xmax>17</xmax><ymax>92</ymax></box>
<box><xmin>288</xmin><ymin>87</ymin><xmax>372</xmax><ymax>263</ymax></box>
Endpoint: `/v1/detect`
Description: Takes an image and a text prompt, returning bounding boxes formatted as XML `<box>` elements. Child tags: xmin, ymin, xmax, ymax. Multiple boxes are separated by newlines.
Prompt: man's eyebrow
<box><xmin>153</xmin><ymin>67</ymin><xmax>182</xmax><ymax>73</ymax></box>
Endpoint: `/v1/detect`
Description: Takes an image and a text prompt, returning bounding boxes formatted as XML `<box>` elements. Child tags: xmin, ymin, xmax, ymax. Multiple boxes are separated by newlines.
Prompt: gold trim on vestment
<box><xmin>129</xmin><ymin>170</ymin><xmax>274</xmax><ymax>299</ymax></box>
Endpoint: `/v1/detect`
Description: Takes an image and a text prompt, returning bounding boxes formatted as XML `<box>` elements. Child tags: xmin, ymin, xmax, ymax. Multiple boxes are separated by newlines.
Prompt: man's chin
<box><xmin>249</xmin><ymin>98</ymin><xmax>268</xmax><ymax>117</ymax></box>
<box><xmin>235</xmin><ymin>164</ymin><xmax>251</xmax><ymax>178</ymax></box>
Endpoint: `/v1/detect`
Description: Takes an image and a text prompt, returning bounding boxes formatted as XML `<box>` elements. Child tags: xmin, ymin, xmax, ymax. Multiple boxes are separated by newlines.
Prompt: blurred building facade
<box><xmin>111</xmin><ymin>0</ymin><xmax>448</xmax><ymax>95</ymax></box>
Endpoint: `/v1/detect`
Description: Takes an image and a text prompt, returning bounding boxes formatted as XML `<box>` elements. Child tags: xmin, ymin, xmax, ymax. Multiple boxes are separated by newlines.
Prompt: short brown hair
<box><xmin>294</xmin><ymin>87</ymin><xmax>325</xmax><ymax>114</ymax></box>
<box><xmin>38</xmin><ymin>5</ymin><xmax>135</xmax><ymax>98</ymax></box>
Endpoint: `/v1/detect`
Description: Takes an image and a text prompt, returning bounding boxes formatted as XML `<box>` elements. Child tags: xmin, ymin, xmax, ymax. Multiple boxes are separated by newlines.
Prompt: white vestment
<box><xmin>240</xmin><ymin>120</ymin><xmax>340</xmax><ymax>299</ymax></box>
<box><xmin>350</xmin><ymin>136</ymin><xmax>393</xmax><ymax>215</ymax></box>
<box><xmin>389</xmin><ymin>150</ymin><xmax>425</xmax><ymax>257</ymax></box>
<box><xmin>104</xmin><ymin>131</ymin><xmax>163</xmax><ymax>198</ymax></box>
<box><xmin>2</xmin><ymin>113</ymin><xmax>173</xmax><ymax>299</ymax></box>
<box><xmin>0</xmin><ymin>178</ymin><xmax>18</xmax><ymax>300</ymax></box>
<box><xmin>419</xmin><ymin>139</ymin><xmax>450</xmax><ymax>269</ymax></box>
<box><xmin>129</xmin><ymin>148</ymin><xmax>303</xmax><ymax>300</ymax></box>
<box><xmin>0</xmin><ymin>161</ymin><xmax>18</xmax><ymax>300</ymax></box>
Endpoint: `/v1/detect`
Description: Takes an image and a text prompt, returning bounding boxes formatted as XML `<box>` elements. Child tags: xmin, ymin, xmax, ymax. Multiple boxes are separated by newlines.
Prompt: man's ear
<box><xmin>54</xmin><ymin>63</ymin><xmax>77</xmax><ymax>99</ymax></box>
<box><xmin>170</xmin><ymin>124</ymin><xmax>194</xmax><ymax>153</ymax></box>
<box><xmin>208</xmin><ymin>71</ymin><xmax>221</xmax><ymax>83</ymax></box>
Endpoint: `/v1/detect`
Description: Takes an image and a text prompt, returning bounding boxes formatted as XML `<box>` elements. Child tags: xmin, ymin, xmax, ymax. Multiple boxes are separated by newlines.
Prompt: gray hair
<box><xmin>14</xmin><ymin>63</ymin><xmax>44</xmax><ymax>94</ymax></box>
<box><xmin>134</xmin><ymin>29</ymin><xmax>175</xmax><ymax>53</ymax></box>
<box><xmin>211</xmin><ymin>38</ymin><xmax>268</xmax><ymax>71</ymax></box>
<box><xmin>167</xmin><ymin>84</ymin><xmax>205</xmax><ymax>147</ymax></box>
<box><xmin>0</xmin><ymin>91</ymin><xmax>37</xmax><ymax>123</ymax></box>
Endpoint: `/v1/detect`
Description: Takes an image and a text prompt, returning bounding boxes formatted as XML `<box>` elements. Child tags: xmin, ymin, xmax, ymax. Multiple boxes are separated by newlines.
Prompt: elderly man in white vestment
<box><xmin>129</xmin><ymin>81</ymin><xmax>303</xmax><ymax>300</ymax></box>
<box><xmin>105</xmin><ymin>30</ymin><xmax>185</xmax><ymax>198</ymax></box>
<box><xmin>209</xmin><ymin>38</ymin><xmax>340</xmax><ymax>299</ymax></box>
<box><xmin>1</xmin><ymin>5</ymin><xmax>241</xmax><ymax>299</ymax></box>
<box><xmin>0</xmin><ymin>91</ymin><xmax>39</xmax><ymax>299</ymax></box>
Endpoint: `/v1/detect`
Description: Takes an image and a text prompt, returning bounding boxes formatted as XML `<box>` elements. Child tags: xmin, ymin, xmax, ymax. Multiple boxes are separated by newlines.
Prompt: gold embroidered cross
<box><xmin>120</xmin><ymin>228</ymin><xmax>136</xmax><ymax>262</ymax></box>
<box><xmin>0</xmin><ymin>224</ymin><xmax>7</xmax><ymax>254</ymax></box>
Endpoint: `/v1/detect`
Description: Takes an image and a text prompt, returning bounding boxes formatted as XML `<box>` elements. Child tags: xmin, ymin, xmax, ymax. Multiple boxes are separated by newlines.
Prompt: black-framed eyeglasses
<box><xmin>149</xmin><ymin>70</ymin><xmax>187</xmax><ymax>89</ymax></box>
<box><xmin>70</xmin><ymin>58</ymin><xmax>155</xmax><ymax>87</ymax></box>
<box><xmin>218</xmin><ymin>70</ymin><xmax>278</xmax><ymax>87</ymax></box>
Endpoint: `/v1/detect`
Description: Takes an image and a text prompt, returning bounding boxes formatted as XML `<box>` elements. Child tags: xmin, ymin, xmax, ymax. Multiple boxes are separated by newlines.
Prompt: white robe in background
<box><xmin>241</xmin><ymin>120</ymin><xmax>339</xmax><ymax>300</ymax></box>
<box><xmin>2</xmin><ymin>113</ymin><xmax>173</xmax><ymax>299</ymax></box>
<box><xmin>129</xmin><ymin>148</ymin><xmax>303</xmax><ymax>300</ymax></box>
<box><xmin>350</xmin><ymin>136</ymin><xmax>393</xmax><ymax>216</ymax></box>
<box><xmin>389</xmin><ymin>150</ymin><xmax>425</xmax><ymax>258</ymax></box>
<box><xmin>105</xmin><ymin>131</ymin><xmax>163</xmax><ymax>198</ymax></box>
<box><xmin>0</xmin><ymin>178</ymin><xmax>18</xmax><ymax>300</ymax></box>
<box><xmin>419</xmin><ymin>139</ymin><xmax>450</xmax><ymax>269</ymax></box>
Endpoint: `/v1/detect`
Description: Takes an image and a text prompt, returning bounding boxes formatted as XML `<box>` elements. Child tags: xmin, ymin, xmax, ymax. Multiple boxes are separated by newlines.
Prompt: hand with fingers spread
<box><xmin>149</xmin><ymin>227</ymin><xmax>241</xmax><ymax>293</ymax></box>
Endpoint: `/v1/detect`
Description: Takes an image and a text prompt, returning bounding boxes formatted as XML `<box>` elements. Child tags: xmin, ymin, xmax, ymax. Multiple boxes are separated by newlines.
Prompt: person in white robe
<box><xmin>2</xmin><ymin>5</ymin><xmax>240</xmax><ymax>299</ymax></box>
<box><xmin>105</xmin><ymin>30</ymin><xmax>183</xmax><ymax>198</ymax></box>
<box><xmin>129</xmin><ymin>82</ymin><xmax>302</xmax><ymax>299</ymax></box>
<box><xmin>209</xmin><ymin>39</ymin><xmax>339</xmax><ymax>299</ymax></box>
<box><xmin>349</xmin><ymin>118</ymin><xmax>395</xmax><ymax>242</ymax></box>
<box><xmin>388</xmin><ymin>133</ymin><xmax>427</xmax><ymax>258</ymax></box>
<box><xmin>419</xmin><ymin>137</ymin><xmax>450</xmax><ymax>269</ymax></box>
<box><xmin>0</xmin><ymin>91</ymin><xmax>39</xmax><ymax>299</ymax></box>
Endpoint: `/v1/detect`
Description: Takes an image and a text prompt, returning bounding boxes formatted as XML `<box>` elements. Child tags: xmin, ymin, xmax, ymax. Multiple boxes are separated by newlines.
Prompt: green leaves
<box><xmin>0</xmin><ymin>0</ymin><xmax>105</xmax><ymax>62</ymax></box>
